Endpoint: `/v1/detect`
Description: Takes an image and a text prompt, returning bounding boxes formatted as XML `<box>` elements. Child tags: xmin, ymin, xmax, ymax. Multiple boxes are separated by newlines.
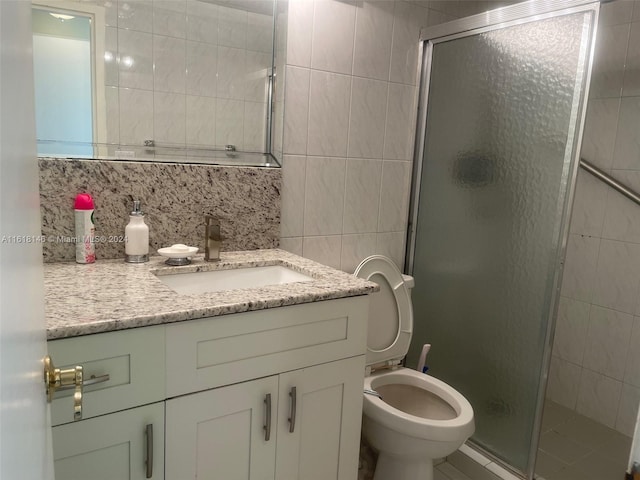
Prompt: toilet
<box><xmin>355</xmin><ymin>255</ymin><xmax>475</xmax><ymax>480</ymax></box>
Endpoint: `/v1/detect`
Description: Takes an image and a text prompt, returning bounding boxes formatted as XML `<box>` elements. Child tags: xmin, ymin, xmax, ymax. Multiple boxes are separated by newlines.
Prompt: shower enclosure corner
<box><xmin>406</xmin><ymin>1</ymin><xmax>599</xmax><ymax>478</ymax></box>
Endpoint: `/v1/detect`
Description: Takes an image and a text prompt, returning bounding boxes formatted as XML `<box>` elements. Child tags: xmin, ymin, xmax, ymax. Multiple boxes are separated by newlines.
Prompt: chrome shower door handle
<box><xmin>264</xmin><ymin>393</ymin><xmax>272</xmax><ymax>441</ymax></box>
<box><xmin>288</xmin><ymin>386</ymin><xmax>297</xmax><ymax>433</ymax></box>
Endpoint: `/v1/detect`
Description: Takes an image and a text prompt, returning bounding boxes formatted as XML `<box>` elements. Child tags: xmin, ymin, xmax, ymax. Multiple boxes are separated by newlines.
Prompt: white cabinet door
<box><xmin>165</xmin><ymin>376</ymin><xmax>279</xmax><ymax>480</ymax></box>
<box><xmin>275</xmin><ymin>356</ymin><xmax>365</xmax><ymax>480</ymax></box>
<box><xmin>52</xmin><ymin>402</ymin><xmax>165</xmax><ymax>480</ymax></box>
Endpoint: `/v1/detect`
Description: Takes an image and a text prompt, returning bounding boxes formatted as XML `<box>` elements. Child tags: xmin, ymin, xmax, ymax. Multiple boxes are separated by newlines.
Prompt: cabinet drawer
<box><xmin>52</xmin><ymin>402</ymin><xmax>165</xmax><ymax>480</ymax></box>
<box><xmin>166</xmin><ymin>296</ymin><xmax>368</xmax><ymax>397</ymax></box>
<box><xmin>48</xmin><ymin>326</ymin><xmax>165</xmax><ymax>426</ymax></box>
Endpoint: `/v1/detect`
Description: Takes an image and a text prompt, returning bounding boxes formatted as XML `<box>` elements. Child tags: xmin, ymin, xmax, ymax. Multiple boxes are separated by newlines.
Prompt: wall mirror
<box><xmin>31</xmin><ymin>0</ymin><xmax>284</xmax><ymax>167</ymax></box>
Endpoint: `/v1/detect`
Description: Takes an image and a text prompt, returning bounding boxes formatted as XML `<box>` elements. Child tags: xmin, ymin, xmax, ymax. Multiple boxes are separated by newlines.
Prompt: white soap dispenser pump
<box><xmin>125</xmin><ymin>200</ymin><xmax>149</xmax><ymax>263</ymax></box>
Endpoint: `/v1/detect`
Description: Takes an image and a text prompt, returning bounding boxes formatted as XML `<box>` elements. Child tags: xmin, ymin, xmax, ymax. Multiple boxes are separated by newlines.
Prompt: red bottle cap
<box><xmin>74</xmin><ymin>193</ymin><xmax>94</xmax><ymax>210</ymax></box>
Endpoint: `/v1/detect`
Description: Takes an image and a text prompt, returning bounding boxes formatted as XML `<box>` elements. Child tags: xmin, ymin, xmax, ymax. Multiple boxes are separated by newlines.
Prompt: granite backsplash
<box><xmin>39</xmin><ymin>158</ymin><xmax>281</xmax><ymax>262</ymax></box>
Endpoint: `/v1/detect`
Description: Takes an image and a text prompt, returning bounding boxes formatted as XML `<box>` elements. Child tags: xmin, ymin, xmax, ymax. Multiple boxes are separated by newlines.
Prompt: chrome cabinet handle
<box><xmin>288</xmin><ymin>386</ymin><xmax>297</xmax><ymax>433</ymax></box>
<box><xmin>57</xmin><ymin>373</ymin><xmax>110</xmax><ymax>391</ymax></box>
<box><xmin>145</xmin><ymin>424</ymin><xmax>153</xmax><ymax>478</ymax></box>
<box><xmin>264</xmin><ymin>393</ymin><xmax>272</xmax><ymax>441</ymax></box>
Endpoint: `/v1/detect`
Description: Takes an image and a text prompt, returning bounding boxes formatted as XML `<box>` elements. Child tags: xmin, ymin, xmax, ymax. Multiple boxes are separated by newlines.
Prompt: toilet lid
<box><xmin>354</xmin><ymin>255</ymin><xmax>413</xmax><ymax>367</ymax></box>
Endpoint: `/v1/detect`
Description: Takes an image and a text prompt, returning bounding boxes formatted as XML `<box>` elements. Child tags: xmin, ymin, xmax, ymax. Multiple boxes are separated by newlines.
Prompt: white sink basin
<box><xmin>156</xmin><ymin>265</ymin><xmax>314</xmax><ymax>295</ymax></box>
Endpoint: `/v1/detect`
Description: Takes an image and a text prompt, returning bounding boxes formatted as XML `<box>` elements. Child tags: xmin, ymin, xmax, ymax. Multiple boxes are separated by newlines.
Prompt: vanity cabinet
<box><xmin>48</xmin><ymin>295</ymin><xmax>369</xmax><ymax>480</ymax></box>
<box><xmin>165</xmin><ymin>356</ymin><xmax>364</xmax><ymax>480</ymax></box>
<box><xmin>52</xmin><ymin>402</ymin><xmax>165</xmax><ymax>480</ymax></box>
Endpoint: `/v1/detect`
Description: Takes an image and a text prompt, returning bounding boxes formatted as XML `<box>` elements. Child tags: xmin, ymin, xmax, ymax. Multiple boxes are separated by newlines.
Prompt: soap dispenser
<box><xmin>125</xmin><ymin>200</ymin><xmax>149</xmax><ymax>263</ymax></box>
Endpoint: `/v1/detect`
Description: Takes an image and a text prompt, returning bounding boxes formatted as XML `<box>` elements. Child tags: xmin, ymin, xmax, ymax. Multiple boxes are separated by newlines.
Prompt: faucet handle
<box><xmin>205</xmin><ymin>215</ymin><xmax>222</xmax><ymax>261</ymax></box>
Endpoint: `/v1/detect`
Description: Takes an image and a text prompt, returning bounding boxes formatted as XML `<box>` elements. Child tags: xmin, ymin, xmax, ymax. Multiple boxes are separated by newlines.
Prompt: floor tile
<box><xmin>599</xmin><ymin>429</ymin><xmax>633</xmax><ymax>465</ymax></box>
<box><xmin>448</xmin><ymin>451</ymin><xmax>503</xmax><ymax>480</ymax></box>
<box><xmin>541</xmin><ymin>400</ymin><xmax>576</xmax><ymax>432</ymax></box>
<box><xmin>570</xmin><ymin>450</ymin><xmax>626</xmax><ymax>480</ymax></box>
<box><xmin>437</xmin><ymin>462</ymin><xmax>476</xmax><ymax>480</ymax></box>
<box><xmin>553</xmin><ymin>413</ymin><xmax>621</xmax><ymax>450</ymax></box>
<box><xmin>538</xmin><ymin>431</ymin><xmax>592</xmax><ymax>464</ymax></box>
<box><xmin>534</xmin><ymin>450</ymin><xmax>569</xmax><ymax>478</ymax></box>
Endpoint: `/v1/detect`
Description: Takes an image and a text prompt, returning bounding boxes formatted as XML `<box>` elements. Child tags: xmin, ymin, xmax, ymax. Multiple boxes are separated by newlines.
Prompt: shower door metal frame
<box><xmin>406</xmin><ymin>1</ymin><xmax>599</xmax><ymax>478</ymax></box>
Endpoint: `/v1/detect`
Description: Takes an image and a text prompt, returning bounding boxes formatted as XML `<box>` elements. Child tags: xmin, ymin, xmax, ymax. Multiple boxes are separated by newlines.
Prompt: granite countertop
<box><xmin>45</xmin><ymin>249</ymin><xmax>378</xmax><ymax>340</ymax></box>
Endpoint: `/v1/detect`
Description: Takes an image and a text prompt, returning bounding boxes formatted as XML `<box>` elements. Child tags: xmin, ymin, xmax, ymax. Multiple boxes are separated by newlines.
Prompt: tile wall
<box><xmin>547</xmin><ymin>0</ymin><xmax>640</xmax><ymax>437</ymax></box>
<box><xmin>81</xmin><ymin>0</ymin><xmax>273</xmax><ymax>152</ymax></box>
<box><xmin>277</xmin><ymin>0</ymin><xmax>503</xmax><ymax>273</ymax></box>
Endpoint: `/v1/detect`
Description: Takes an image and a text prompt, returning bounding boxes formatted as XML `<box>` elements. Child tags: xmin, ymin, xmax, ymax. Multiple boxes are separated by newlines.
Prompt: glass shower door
<box><xmin>408</xmin><ymin>4</ymin><xmax>597</xmax><ymax>478</ymax></box>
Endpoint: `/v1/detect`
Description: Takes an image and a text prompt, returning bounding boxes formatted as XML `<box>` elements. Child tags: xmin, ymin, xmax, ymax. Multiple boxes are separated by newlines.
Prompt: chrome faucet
<box><xmin>204</xmin><ymin>215</ymin><xmax>221</xmax><ymax>262</ymax></box>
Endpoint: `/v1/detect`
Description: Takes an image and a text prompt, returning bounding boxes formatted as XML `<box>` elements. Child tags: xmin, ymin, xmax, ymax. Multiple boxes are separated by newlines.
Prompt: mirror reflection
<box><xmin>31</xmin><ymin>0</ymin><xmax>280</xmax><ymax>166</ymax></box>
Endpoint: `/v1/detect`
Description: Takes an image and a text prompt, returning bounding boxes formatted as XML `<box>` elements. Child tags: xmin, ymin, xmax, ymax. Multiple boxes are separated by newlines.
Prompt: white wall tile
<box><xmin>576</xmin><ymin>368</ymin><xmax>623</xmax><ymax>427</ymax></box>
<box><xmin>118</xmin><ymin>29</ymin><xmax>154</xmax><ymax>90</ymax></box>
<box><xmin>378</xmin><ymin>161</ymin><xmax>411</xmax><ymax>232</ymax></box>
<box><xmin>302</xmin><ymin>235</ymin><xmax>342</xmax><ymax>269</ymax></box>
<box><xmin>352</xmin><ymin>1</ymin><xmax>394</xmax><ymax>81</ymax></box>
<box><xmin>592</xmin><ymin>239</ymin><xmax>640</xmax><ymax>314</ymax></box>
<box><xmin>623</xmin><ymin>21</ymin><xmax>640</xmax><ymax>97</ymax></box>
<box><xmin>186</xmin><ymin>95</ymin><xmax>215</xmax><ymax>146</ymax></box>
<box><xmin>348</xmin><ymin>77</ymin><xmax>388</xmax><ymax>159</ymax></box>
<box><xmin>186</xmin><ymin>0</ymin><xmax>218</xmax><ymax>44</ymax></box>
<box><xmin>612</xmin><ymin>96</ymin><xmax>640</xmax><ymax>170</ymax></box>
<box><xmin>218</xmin><ymin>6</ymin><xmax>247</xmax><ymax>49</ymax></box>
<box><xmin>553</xmin><ymin>296</ymin><xmax>590</xmax><ymax>365</ymax></box>
<box><xmin>311</xmin><ymin>0</ymin><xmax>356</xmax><ymax>75</ymax></box>
<box><xmin>602</xmin><ymin>170</ymin><xmax>640</xmax><ymax>243</ymax></box>
<box><xmin>153</xmin><ymin>0</ymin><xmax>186</xmax><ymax>38</ymax></box>
<box><xmin>375</xmin><ymin>231</ymin><xmax>406</xmax><ymax>271</ymax></box>
<box><xmin>243</xmin><ymin>101</ymin><xmax>267</xmax><ymax>151</ymax></box>
<box><xmin>245</xmin><ymin>51</ymin><xmax>271</xmax><ymax>102</ymax></box>
<box><xmin>590</xmin><ymin>23</ymin><xmax>631</xmax><ymax>99</ymax></box>
<box><xmin>118</xmin><ymin>0</ymin><xmax>153</xmax><ymax>32</ymax></box>
<box><xmin>547</xmin><ymin>355</ymin><xmax>581</xmax><ymax>410</ymax></box>
<box><xmin>247</xmin><ymin>12</ymin><xmax>273</xmax><ymax>54</ymax></box>
<box><xmin>617</xmin><ymin>383</ymin><xmax>640</xmax><ymax>436</ymax></box>
<box><xmin>580</xmin><ymin>97</ymin><xmax>621</xmax><ymax>171</ymax></box>
<box><xmin>307</xmin><ymin>70</ymin><xmax>351</xmax><ymax>157</ymax></box>
<box><xmin>582</xmin><ymin>306</ymin><xmax>633</xmax><ymax>380</ymax></box>
<box><xmin>118</xmin><ymin>88</ymin><xmax>153</xmax><ymax>144</ymax></box>
<box><xmin>560</xmin><ymin>234</ymin><xmax>600</xmax><ymax>303</ymax></box>
<box><xmin>186</xmin><ymin>41</ymin><xmax>217</xmax><ymax>97</ymax></box>
<box><xmin>343</xmin><ymin>159</ymin><xmax>382</xmax><ymax>234</ymax></box>
<box><xmin>153</xmin><ymin>35</ymin><xmax>186</xmax><ymax>93</ymax></box>
<box><xmin>390</xmin><ymin>1</ymin><xmax>427</xmax><ymax>85</ymax></box>
<box><xmin>153</xmin><ymin>91</ymin><xmax>186</xmax><ymax>144</ymax></box>
<box><xmin>384</xmin><ymin>83</ymin><xmax>417</xmax><ymax>161</ymax></box>
<box><xmin>283</xmin><ymin>66</ymin><xmax>310</xmax><ymax>155</ymax></box>
<box><xmin>569</xmin><ymin>170</ymin><xmax>608</xmax><ymax>237</ymax></box>
<box><xmin>215</xmin><ymin>98</ymin><xmax>244</xmax><ymax>149</ymax></box>
<box><xmin>105</xmin><ymin>27</ymin><xmax>119</xmax><ymax>87</ymax></box>
<box><xmin>341</xmin><ymin>233</ymin><xmax>377</xmax><ymax>273</ymax></box>
<box><xmin>600</xmin><ymin>0</ymin><xmax>634</xmax><ymax>27</ymax></box>
<box><xmin>105</xmin><ymin>86</ymin><xmax>120</xmax><ymax>144</ymax></box>
<box><xmin>286</xmin><ymin>0</ymin><xmax>314</xmax><ymax>67</ymax></box>
<box><xmin>280</xmin><ymin>236</ymin><xmax>303</xmax><ymax>256</ymax></box>
<box><xmin>624</xmin><ymin>317</ymin><xmax>640</xmax><ymax>387</ymax></box>
<box><xmin>426</xmin><ymin>8</ymin><xmax>455</xmax><ymax>27</ymax></box>
<box><xmin>217</xmin><ymin>46</ymin><xmax>246</xmax><ymax>100</ymax></box>
<box><xmin>304</xmin><ymin>156</ymin><xmax>346</xmax><ymax>236</ymax></box>
<box><xmin>281</xmin><ymin>155</ymin><xmax>306</xmax><ymax>238</ymax></box>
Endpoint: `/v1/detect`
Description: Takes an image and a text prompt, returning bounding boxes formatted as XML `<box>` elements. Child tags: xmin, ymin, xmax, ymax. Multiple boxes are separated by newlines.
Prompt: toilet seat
<box><xmin>363</xmin><ymin>368</ymin><xmax>474</xmax><ymax>442</ymax></box>
<box><xmin>354</xmin><ymin>255</ymin><xmax>413</xmax><ymax>368</ymax></box>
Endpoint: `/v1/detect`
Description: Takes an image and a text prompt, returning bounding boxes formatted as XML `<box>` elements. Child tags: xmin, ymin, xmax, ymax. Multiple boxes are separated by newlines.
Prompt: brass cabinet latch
<box><xmin>44</xmin><ymin>355</ymin><xmax>83</xmax><ymax>421</ymax></box>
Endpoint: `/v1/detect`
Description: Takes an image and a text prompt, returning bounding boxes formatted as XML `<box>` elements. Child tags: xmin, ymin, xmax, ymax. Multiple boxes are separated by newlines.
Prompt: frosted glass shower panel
<box><xmin>409</xmin><ymin>12</ymin><xmax>593</xmax><ymax>474</ymax></box>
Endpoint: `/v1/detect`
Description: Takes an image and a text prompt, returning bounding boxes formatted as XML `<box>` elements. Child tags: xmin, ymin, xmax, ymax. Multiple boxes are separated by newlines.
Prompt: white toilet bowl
<box><xmin>355</xmin><ymin>255</ymin><xmax>475</xmax><ymax>480</ymax></box>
